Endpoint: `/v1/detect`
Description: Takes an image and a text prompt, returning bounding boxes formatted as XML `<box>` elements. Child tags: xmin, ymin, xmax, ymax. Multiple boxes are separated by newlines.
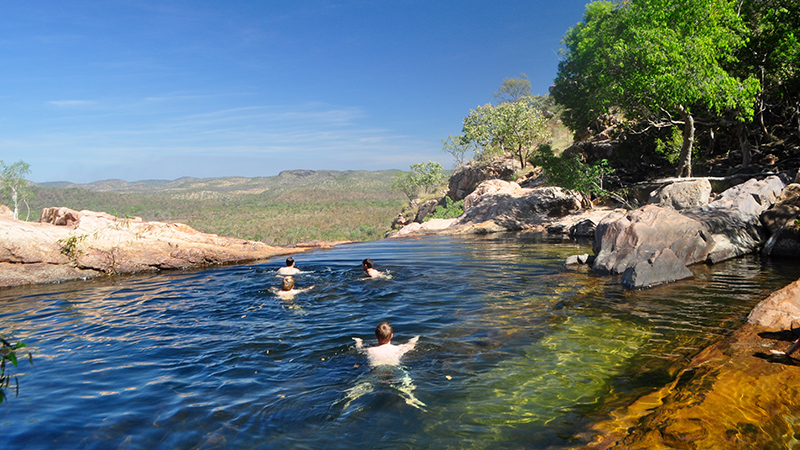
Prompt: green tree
<box><xmin>0</xmin><ymin>160</ymin><xmax>33</xmax><ymax>220</ymax></box>
<box><xmin>735</xmin><ymin>0</ymin><xmax>800</xmax><ymax>142</ymax></box>
<box><xmin>391</xmin><ymin>161</ymin><xmax>445</xmax><ymax>201</ymax></box>
<box><xmin>441</xmin><ymin>134</ymin><xmax>474</xmax><ymax>169</ymax></box>
<box><xmin>461</xmin><ymin>101</ymin><xmax>550</xmax><ymax>168</ymax></box>
<box><xmin>494</xmin><ymin>73</ymin><xmax>532</xmax><ymax>103</ymax></box>
<box><xmin>554</xmin><ymin>0</ymin><xmax>760</xmax><ymax>177</ymax></box>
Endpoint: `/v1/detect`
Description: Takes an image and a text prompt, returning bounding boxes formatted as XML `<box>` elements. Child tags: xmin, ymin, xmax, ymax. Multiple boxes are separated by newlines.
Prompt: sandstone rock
<box><xmin>414</xmin><ymin>199</ymin><xmax>439</xmax><ymax>223</ymax></box>
<box><xmin>0</xmin><ymin>204</ymin><xmax>12</xmax><ymax>218</ymax></box>
<box><xmin>685</xmin><ymin>175</ymin><xmax>785</xmax><ymax>263</ymax></box>
<box><xmin>648</xmin><ymin>178</ymin><xmax>712</xmax><ymax>210</ymax></box>
<box><xmin>446</xmin><ymin>160</ymin><xmax>518</xmax><ymax>201</ymax></box>
<box><xmin>0</xmin><ymin>207</ymin><xmax>293</xmax><ymax>288</ymax></box>
<box><xmin>621</xmin><ymin>248</ymin><xmax>695</xmax><ymax>289</ymax></box>
<box><xmin>747</xmin><ymin>278</ymin><xmax>800</xmax><ymax>330</ymax></box>
<box><xmin>40</xmin><ymin>206</ymin><xmax>82</xmax><ymax>227</ymax></box>
<box><xmin>760</xmin><ymin>183</ymin><xmax>800</xmax><ymax>234</ymax></box>
<box><xmin>460</xmin><ymin>180</ymin><xmax>582</xmax><ymax>231</ymax></box>
<box><xmin>591</xmin><ymin>177</ymin><xmax>786</xmax><ymax>288</ymax></box>
<box><xmin>592</xmin><ymin>205</ymin><xmax>713</xmax><ymax>278</ymax></box>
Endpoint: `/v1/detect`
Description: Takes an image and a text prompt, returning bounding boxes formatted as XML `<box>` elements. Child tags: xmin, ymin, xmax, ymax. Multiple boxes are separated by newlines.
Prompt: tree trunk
<box><xmin>737</xmin><ymin>121</ymin><xmax>752</xmax><ymax>168</ymax></box>
<box><xmin>11</xmin><ymin>187</ymin><xmax>18</xmax><ymax>220</ymax></box>
<box><xmin>676</xmin><ymin>106</ymin><xmax>695</xmax><ymax>178</ymax></box>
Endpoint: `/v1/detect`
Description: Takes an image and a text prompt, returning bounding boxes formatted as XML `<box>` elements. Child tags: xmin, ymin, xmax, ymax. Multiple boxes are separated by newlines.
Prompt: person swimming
<box><xmin>275</xmin><ymin>276</ymin><xmax>313</xmax><ymax>299</ymax></box>
<box><xmin>345</xmin><ymin>322</ymin><xmax>425</xmax><ymax>411</ymax></box>
<box><xmin>277</xmin><ymin>256</ymin><xmax>301</xmax><ymax>275</ymax></box>
<box><xmin>353</xmin><ymin>321</ymin><xmax>419</xmax><ymax>366</ymax></box>
<box><xmin>361</xmin><ymin>258</ymin><xmax>383</xmax><ymax>279</ymax></box>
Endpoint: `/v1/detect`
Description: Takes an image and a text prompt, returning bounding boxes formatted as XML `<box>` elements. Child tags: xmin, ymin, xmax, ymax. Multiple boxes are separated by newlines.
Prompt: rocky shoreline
<box><xmin>0</xmin><ymin>206</ymin><xmax>330</xmax><ymax>289</ymax></box>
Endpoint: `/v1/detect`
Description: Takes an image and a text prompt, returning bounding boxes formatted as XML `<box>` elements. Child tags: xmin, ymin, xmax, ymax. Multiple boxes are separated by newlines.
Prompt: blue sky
<box><xmin>1</xmin><ymin>1</ymin><xmax>589</xmax><ymax>183</ymax></box>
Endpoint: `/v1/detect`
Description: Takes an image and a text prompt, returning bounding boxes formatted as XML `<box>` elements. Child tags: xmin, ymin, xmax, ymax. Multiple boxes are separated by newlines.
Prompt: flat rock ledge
<box><xmin>0</xmin><ymin>207</ymin><xmax>310</xmax><ymax>288</ymax></box>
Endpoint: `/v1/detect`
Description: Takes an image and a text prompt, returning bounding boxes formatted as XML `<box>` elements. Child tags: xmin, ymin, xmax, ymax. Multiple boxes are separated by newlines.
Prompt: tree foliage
<box><xmin>391</xmin><ymin>161</ymin><xmax>446</xmax><ymax>201</ymax></box>
<box><xmin>461</xmin><ymin>100</ymin><xmax>550</xmax><ymax>168</ymax></box>
<box><xmin>533</xmin><ymin>146</ymin><xmax>615</xmax><ymax>207</ymax></box>
<box><xmin>553</xmin><ymin>0</ymin><xmax>761</xmax><ymax>177</ymax></box>
<box><xmin>0</xmin><ymin>160</ymin><xmax>33</xmax><ymax>220</ymax></box>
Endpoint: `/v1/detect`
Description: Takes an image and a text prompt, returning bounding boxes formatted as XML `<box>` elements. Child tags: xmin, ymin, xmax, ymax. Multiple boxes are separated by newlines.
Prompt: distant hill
<box><xmin>39</xmin><ymin>170</ymin><xmax>402</xmax><ymax>194</ymax></box>
<box><xmin>29</xmin><ymin>170</ymin><xmax>407</xmax><ymax>246</ymax></box>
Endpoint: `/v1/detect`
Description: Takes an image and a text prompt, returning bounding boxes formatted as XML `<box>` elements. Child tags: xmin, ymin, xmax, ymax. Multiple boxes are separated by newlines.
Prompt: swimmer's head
<box><xmin>281</xmin><ymin>276</ymin><xmax>295</xmax><ymax>291</ymax></box>
<box><xmin>362</xmin><ymin>258</ymin><xmax>374</xmax><ymax>269</ymax></box>
<box><xmin>375</xmin><ymin>321</ymin><xmax>393</xmax><ymax>345</ymax></box>
<box><xmin>286</xmin><ymin>256</ymin><xmax>295</xmax><ymax>267</ymax></box>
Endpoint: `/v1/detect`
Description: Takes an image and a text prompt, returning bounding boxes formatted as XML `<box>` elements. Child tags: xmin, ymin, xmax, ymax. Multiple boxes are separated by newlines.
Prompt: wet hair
<box><xmin>362</xmin><ymin>258</ymin><xmax>374</xmax><ymax>269</ymax></box>
<box><xmin>281</xmin><ymin>276</ymin><xmax>295</xmax><ymax>291</ymax></box>
<box><xmin>286</xmin><ymin>257</ymin><xmax>295</xmax><ymax>267</ymax></box>
<box><xmin>375</xmin><ymin>321</ymin><xmax>393</xmax><ymax>344</ymax></box>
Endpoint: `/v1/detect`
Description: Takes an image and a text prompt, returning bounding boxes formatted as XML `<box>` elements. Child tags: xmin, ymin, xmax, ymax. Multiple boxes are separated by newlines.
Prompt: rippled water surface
<box><xmin>1</xmin><ymin>233</ymin><xmax>799</xmax><ymax>449</ymax></box>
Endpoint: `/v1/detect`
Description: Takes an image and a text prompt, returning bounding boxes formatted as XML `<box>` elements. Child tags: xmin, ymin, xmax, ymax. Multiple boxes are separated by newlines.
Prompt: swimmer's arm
<box><xmin>399</xmin><ymin>336</ymin><xmax>420</xmax><ymax>353</ymax></box>
<box><xmin>353</xmin><ymin>337</ymin><xmax>364</xmax><ymax>350</ymax></box>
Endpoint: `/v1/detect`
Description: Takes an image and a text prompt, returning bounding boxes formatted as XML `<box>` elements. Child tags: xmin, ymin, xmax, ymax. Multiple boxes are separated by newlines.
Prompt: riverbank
<box><xmin>0</xmin><ymin>206</ymin><xmax>337</xmax><ymax>289</ymax></box>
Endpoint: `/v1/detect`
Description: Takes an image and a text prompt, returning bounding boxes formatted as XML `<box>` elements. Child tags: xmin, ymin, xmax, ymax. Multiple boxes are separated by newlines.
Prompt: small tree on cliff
<box><xmin>392</xmin><ymin>161</ymin><xmax>446</xmax><ymax>201</ymax></box>
<box><xmin>0</xmin><ymin>160</ymin><xmax>32</xmax><ymax>220</ymax></box>
<box><xmin>461</xmin><ymin>100</ymin><xmax>550</xmax><ymax>168</ymax></box>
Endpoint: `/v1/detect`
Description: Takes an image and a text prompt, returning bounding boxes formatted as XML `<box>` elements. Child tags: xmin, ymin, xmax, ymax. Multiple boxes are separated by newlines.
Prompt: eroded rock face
<box><xmin>747</xmin><ymin>278</ymin><xmax>800</xmax><ymax>330</ymax></box>
<box><xmin>0</xmin><ymin>207</ymin><xmax>291</xmax><ymax>288</ymax></box>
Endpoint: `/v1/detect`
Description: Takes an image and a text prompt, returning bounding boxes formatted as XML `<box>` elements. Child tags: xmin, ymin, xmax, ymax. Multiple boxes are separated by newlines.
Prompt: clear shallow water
<box><xmin>1</xmin><ymin>233</ymin><xmax>799</xmax><ymax>449</ymax></box>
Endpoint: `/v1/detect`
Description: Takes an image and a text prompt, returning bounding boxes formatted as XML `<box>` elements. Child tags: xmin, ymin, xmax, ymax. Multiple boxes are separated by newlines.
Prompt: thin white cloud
<box><xmin>47</xmin><ymin>100</ymin><xmax>96</xmax><ymax>107</ymax></box>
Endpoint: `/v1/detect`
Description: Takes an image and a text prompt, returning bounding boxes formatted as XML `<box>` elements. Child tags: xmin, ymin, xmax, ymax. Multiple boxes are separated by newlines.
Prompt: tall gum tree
<box><xmin>554</xmin><ymin>0</ymin><xmax>760</xmax><ymax>177</ymax></box>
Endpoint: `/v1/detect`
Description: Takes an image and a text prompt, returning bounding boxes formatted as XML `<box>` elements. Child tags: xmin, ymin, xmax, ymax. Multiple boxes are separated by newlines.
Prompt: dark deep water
<box><xmin>1</xmin><ymin>233</ymin><xmax>799</xmax><ymax>449</ymax></box>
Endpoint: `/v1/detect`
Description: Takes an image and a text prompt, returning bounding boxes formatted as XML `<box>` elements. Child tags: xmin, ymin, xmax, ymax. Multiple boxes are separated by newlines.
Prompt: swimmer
<box><xmin>275</xmin><ymin>276</ymin><xmax>313</xmax><ymax>299</ymax></box>
<box><xmin>353</xmin><ymin>322</ymin><xmax>419</xmax><ymax>366</ymax></box>
<box><xmin>362</xmin><ymin>258</ymin><xmax>382</xmax><ymax>278</ymax></box>
<box><xmin>277</xmin><ymin>256</ymin><xmax>301</xmax><ymax>275</ymax></box>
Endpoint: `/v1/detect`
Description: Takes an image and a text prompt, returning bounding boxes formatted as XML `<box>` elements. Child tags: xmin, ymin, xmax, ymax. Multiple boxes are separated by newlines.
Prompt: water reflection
<box><xmin>0</xmin><ymin>233</ymin><xmax>798</xmax><ymax>449</ymax></box>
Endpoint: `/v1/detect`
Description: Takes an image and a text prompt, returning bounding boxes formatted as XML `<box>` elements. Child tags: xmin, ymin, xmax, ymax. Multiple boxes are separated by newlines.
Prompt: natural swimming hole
<box><xmin>1</xmin><ymin>233</ymin><xmax>799</xmax><ymax>449</ymax></box>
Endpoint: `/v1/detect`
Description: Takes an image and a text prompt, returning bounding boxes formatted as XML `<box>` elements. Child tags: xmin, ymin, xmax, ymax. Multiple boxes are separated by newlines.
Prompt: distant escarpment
<box><xmin>0</xmin><ymin>206</ymin><xmax>318</xmax><ymax>288</ymax></box>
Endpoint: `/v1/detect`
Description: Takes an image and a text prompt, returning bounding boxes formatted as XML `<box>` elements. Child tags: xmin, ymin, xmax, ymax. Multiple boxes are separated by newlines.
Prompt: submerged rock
<box><xmin>579</xmin><ymin>278</ymin><xmax>800</xmax><ymax>449</ymax></box>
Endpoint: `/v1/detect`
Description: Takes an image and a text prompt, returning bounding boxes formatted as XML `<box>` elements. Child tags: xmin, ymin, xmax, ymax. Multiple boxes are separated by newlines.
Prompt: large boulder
<box><xmin>592</xmin><ymin>205</ymin><xmax>713</xmax><ymax>288</ymax></box>
<box><xmin>648</xmin><ymin>178</ymin><xmax>712</xmax><ymax>210</ymax></box>
<box><xmin>447</xmin><ymin>160</ymin><xmax>518</xmax><ymax>201</ymax></box>
<box><xmin>685</xmin><ymin>175</ymin><xmax>785</xmax><ymax>263</ymax></box>
<box><xmin>592</xmin><ymin>176</ymin><xmax>786</xmax><ymax>288</ymax></box>
<box><xmin>459</xmin><ymin>180</ymin><xmax>582</xmax><ymax>231</ymax></box>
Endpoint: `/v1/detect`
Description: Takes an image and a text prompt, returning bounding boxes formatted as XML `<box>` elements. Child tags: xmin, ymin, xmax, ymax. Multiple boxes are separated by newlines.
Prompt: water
<box><xmin>1</xmin><ymin>233</ymin><xmax>798</xmax><ymax>449</ymax></box>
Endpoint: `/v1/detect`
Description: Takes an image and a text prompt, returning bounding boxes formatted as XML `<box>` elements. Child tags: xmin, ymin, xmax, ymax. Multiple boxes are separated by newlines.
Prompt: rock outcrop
<box><xmin>593</xmin><ymin>176</ymin><xmax>786</xmax><ymax>288</ymax></box>
<box><xmin>762</xmin><ymin>183</ymin><xmax>800</xmax><ymax>257</ymax></box>
<box><xmin>446</xmin><ymin>159</ymin><xmax>518</xmax><ymax>201</ymax></box>
<box><xmin>0</xmin><ymin>207</ymin><xmax>301</xmax><ymax>288</ymax></box>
